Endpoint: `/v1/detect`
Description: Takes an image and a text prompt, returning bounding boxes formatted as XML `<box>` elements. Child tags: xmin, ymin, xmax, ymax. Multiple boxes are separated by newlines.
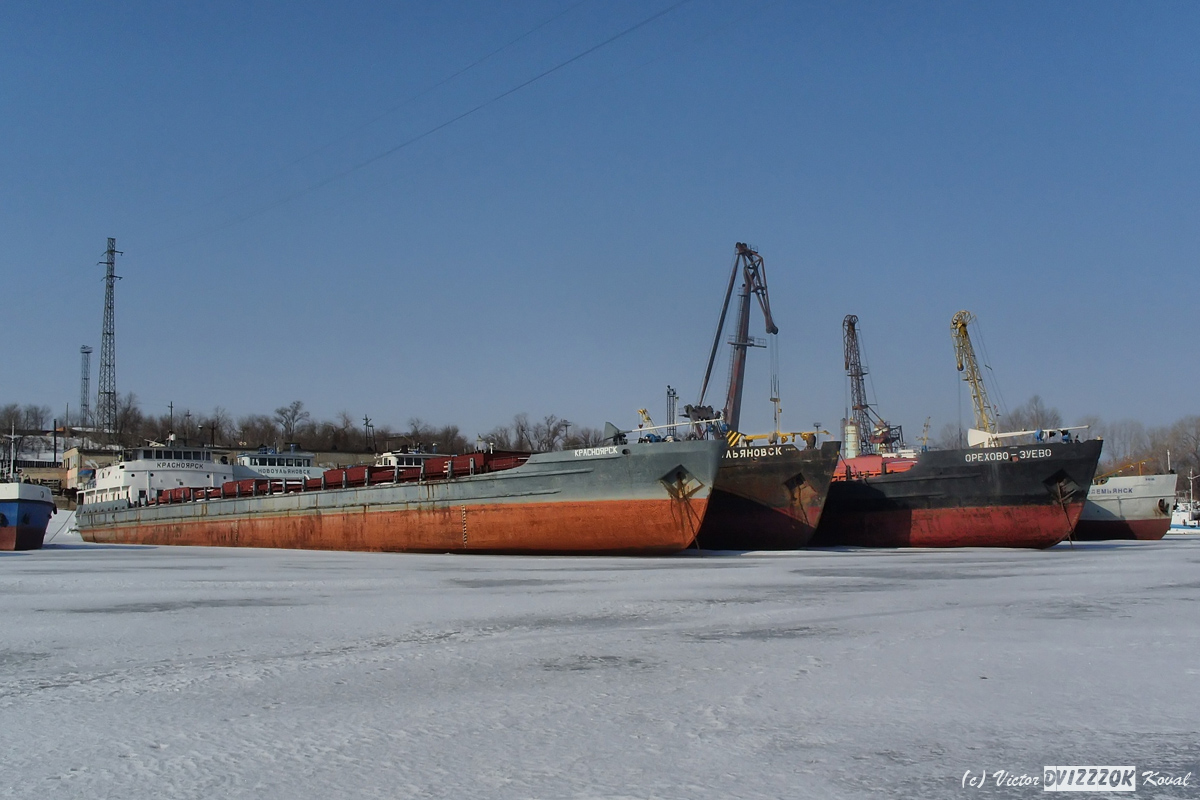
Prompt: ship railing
<box><xmin>149</xmin><ymin>451</ymin><xmax>534</xmax><ymax>506</ymax></box>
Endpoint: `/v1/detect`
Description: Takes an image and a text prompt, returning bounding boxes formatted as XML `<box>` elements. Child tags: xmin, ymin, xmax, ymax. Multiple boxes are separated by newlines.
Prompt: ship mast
<box><xmin>950</xmin><ymin>310</ymin><xmax>998</xmax><ymax>437</ymax></box>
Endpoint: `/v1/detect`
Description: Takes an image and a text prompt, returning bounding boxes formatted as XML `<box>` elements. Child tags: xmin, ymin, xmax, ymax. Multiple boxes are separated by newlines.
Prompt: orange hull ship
<box><xmin>78</xmin><ymin>441</ymin><xmax>724</xmax><ymax>555</ymax></box>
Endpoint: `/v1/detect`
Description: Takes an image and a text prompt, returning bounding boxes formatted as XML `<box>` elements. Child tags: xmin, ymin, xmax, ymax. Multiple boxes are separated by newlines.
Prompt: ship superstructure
<box><xmin>80</xmin><ymin>444</ymin><xmax>234</xmax><ymax>509</ymax></box>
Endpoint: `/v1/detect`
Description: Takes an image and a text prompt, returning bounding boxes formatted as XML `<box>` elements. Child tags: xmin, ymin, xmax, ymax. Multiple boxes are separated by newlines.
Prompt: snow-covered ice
<box><xmin>3</xmin><ymin>537</ymin><xmax>1198</xmax><ymax>799</ymax></box>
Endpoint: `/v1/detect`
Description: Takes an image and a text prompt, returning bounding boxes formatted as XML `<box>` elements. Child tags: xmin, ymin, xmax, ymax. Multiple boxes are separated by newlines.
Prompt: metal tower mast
<box><xmin>96</xmin><ymin>238</ymin><xmax>122</xmax><ymax>437</ymax></box>
<box><xmin>665</xmin><ymin>385</ymin><xmax>678</xmax><ymax>440</ymax></box>
<box><xmin>79</xmin><ymin>346</ymin><xmax>93</xmax><ymax>426</ymax></box>
<box><xmin>842</xmin><ymin>315</ymin><xmax>874</xmax><ymax>455</ymax></box>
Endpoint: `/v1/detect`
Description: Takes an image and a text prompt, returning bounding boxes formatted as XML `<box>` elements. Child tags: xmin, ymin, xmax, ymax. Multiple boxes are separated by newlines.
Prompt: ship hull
<box><xmin>0</xmin><ymin>524</ymin><xmax>50</xmax><ymax>551</ymax></box>
<box><xmin>811</xmin><ymin>440</ymin><xmax>1103</xmax><ymax>549</ymax></box>
<box><xmin>696</xmin><ymin>441</ymin><xmax>841</xmax><ymax>550</ymax></box>
<box><xmin>78</xmin><ymin>440</ymin><xmax>723</xmax><ymax>555</ymax></box>
<box><xmin>0</xmin><ymin>485</ymin><xmax>56</xmax><ymax>551</ymax></box>
<box><xmin>1073</xmin><ymin>473</ymin><xmax>1176</xmax><ymax>541</ymax></box>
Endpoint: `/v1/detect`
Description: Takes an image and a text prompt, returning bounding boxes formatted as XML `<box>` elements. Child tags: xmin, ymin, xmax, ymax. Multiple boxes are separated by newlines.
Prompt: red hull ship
<box><xmin>811</xmin><ymin>440</ymin><xmax>1104</xmax><ymax>549</ymax></box>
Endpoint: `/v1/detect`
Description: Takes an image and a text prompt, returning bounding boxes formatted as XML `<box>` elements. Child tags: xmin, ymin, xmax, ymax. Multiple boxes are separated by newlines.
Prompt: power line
<box><xmin>152</xmin><ymin>1</ymin><xmax>591</xmax><ymax>230</ymax></box>
<box><xmin>146</xmin><ymin>0</ymin><xmax>695</xmax><ymax>254</ymax></box>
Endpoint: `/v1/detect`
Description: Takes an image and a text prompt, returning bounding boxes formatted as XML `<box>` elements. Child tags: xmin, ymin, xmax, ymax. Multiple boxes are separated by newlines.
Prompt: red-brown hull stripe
<box><xmin>0</xmin><ymin>525</ymin><xmax>46</xmax><ymax>551</ymax></box>
<box><xmin>81</xmin><ymin>498</ymin><xmax>707</xmax><ymax>555</ymax></box>
<box><xmin>814</xmin><ymin>502</ymin><xmax>1084</xmax><ymax>549</ymax></box>
<box><xmin>1072</xmin><ymin>517</ymin><xmax>1171</xmax><ymax>541</ymax></box>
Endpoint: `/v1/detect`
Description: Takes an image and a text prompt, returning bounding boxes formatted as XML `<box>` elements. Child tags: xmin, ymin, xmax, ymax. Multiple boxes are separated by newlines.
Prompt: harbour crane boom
<box><xmin>690</xmin><ymin>242</ymin><xmax>777</xmax><ymax>434</ymax></box>
<box><xmin>842</xmin><ymin>315</ymin><xmax>874</xmax><ymax>454</ymax></box>
<box><xmin>840</xmin><ymin>314</ymin><xmax>903</xmax><ymax>455</ymax></box>
<box><xmin>950</xmin><ymin>310</ymin><xmax>998</xmax><ymax>435</ymax></box>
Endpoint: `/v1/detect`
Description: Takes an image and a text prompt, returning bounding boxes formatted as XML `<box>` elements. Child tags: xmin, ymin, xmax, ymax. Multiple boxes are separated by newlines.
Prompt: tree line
<box><xmin>8</xmin><ymin>393</ymin><xmax>1199</xmax><ymax>494</ymax></box>
<box><xmin>3</xmin><ymin>396</ymin><xmax>605</xmax><ymax>456</ymax></box>
<box><xmin>934</xmin><ymin>394</ymin><xmax>1200</xmax><ymax>492</ymax></box>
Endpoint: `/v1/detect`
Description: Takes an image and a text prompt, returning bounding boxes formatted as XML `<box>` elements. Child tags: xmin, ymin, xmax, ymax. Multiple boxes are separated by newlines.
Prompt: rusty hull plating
<box><xmin>813</xmin><ymin>439</ymin><xmax>1104</xmax><ymax>549</ymax></box>
<box><xmin>78</xmin><ymin>440</ymin><xmax>724</xmax><ymax>555</ymax></box>
<box><xmin>696</xmin><ymin>440</ymin><xmax>841</xmax><ymax>550</ymax></box>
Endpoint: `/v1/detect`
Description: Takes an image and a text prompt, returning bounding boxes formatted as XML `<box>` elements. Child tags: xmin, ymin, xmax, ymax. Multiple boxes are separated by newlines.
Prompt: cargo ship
<box><xmin>810</xmin><ymin>439</ymin><xmax>1104</xmax><ymax>549</ymax></box>
<box><xmin>0</xmin><ymin>481</ymin><xmax>56</xmax><ymax>550</ymax></box>
<box><xmin>696</xmin><ymin>440</ymin><xmax>841</xmax><ymax>549</ymax></box>
<box><xmin>77</xmin><ymin>438</ymin><xmax>724</xmax><ymax>555</ymax></box>
<box><xmin>683</xmin><ymin>242</ymin><xmax>842</xmax><ymax>550</ymax></box>
<box><xmin>1073</xmin><ymin>473</ymin><xmax>1177</xmax><ymax>541</ymax></box>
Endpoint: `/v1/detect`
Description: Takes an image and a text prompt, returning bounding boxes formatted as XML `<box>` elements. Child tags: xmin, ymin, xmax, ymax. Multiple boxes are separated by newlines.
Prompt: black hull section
<box><xmin>812</xmin><ymin>440</ymin><xmax>1103</xmax><ymax>549</ymax></box>
<box><xmin>697</xmin><ymin>441</ymin><xmax>841</xmax><ymax>550</ymax></box>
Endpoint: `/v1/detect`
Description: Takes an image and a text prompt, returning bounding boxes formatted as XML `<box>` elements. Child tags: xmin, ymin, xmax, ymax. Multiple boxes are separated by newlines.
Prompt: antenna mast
<box><xmin>79</xmin><ymin>345</ymin><xmax>93</xmax><ymax>427</ymax></box>
<box><xmin>96</xmin><ymin>238</ymin><xmax>122</xmax><ymax>438</ymax></box>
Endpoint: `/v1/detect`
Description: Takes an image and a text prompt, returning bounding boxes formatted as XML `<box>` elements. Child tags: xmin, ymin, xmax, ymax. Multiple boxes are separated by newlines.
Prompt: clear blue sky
<box><xmin>4</xmin><ymin>1</ymin><xmax>1198</xmax><ymax>437</ymax></box>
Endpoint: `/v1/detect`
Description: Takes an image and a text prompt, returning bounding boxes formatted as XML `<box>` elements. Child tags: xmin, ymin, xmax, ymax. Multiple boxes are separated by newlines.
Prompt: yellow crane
<box><xmin>950</xmin><ymin>311</ymin><xmax>998</xmax><ymax>437</ymax></box>
<box><xmin>733</xmin><ymin>428</ymin><xmax>831</xmax><ymax>449</ymax></box>
<box><xmin>1094</xmin><ymin>459</ymin><xmax>1149</xmax><ymax>482</ymax></box>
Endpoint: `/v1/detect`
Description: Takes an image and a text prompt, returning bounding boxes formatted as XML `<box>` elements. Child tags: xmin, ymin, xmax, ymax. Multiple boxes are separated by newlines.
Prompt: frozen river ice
<box><xmin>3</xmin><ymin>535</ymin><xmax>1198</xmax><ymax>799</ymax></box>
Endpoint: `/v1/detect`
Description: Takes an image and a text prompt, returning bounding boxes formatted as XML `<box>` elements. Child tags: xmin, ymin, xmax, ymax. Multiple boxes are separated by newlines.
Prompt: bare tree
<box><xmin>0</xmin><ymin>404</ymin><xmax>19</xmax><ymax>431</ymax></box>
<box><xmin>532</xmin><ymin>414</ymin><xmax>569</xmax><ymax>451</ymax></box>
<box><xmin>933</xmin><ymin>421</ymin><xmax>964</xmax><ymax>450</ymax></box>
<box><xmin>403</xmin><ymin>417</ymin><xmax>435</xmax><ymax>451</ymax></box>
<box><xmin>1002</xmin><ymin>395</ymin><xmax>1063</xmax><ymax>434</ymax></box>
<box><xmin>114</xmin><ymin>393</ymin><xmax>144</xmax><ymax>447</ymax></box>
<box><xmin>1102</xmin><ymin>419</ymin><xmax>1149</xmax><ymax>468</ymax></box>
<box><xmin>434</xmin><ymin>424</ymin><xmax>467</xmax><ymax>454</ymax></box>
<box><xmin>564</xmin><ymin>426</ymin><xmax>604</xmax><ymax>448</ymax></box>
<box><xmin>198</xmin><ymin>406</ymin><xmax>232</xmax><ymax>447</ymax></box>
<box><xmin>21</xmin><ymin>404</ymin><xmax>50</xmax><ymax>429</ymax></box>
<box><xmin>238</xmin><ymin>414</ymin><xmax>277</xmax><ymax>448</ymax></box>
<box><xmin>0</xmin><ymin>404</ymin><xmax>21</xmax><ymax>456</ymax></box>
<box><xmin>511</xmin><ymin>413</ymin><xmax>534</xmax><ymax>451</ymax></box>
<box><xmin>1169</xmin><ymin>415</ymin><xmax>1200</xmax><ymax>478</ymax></box>
<box><xmin>274</xmin><ymin>401</ymin><xmax>310</xmax><ymax>440</ymax></box>
<box><xmin>478</xmin><ymin>423</ymin><xmax>515</xmax><ymax>450</ymax></box>
<box><xmin>0</xmin><ymin>403</ymin><xmax>51</xmax><ymax>457</ymax></box>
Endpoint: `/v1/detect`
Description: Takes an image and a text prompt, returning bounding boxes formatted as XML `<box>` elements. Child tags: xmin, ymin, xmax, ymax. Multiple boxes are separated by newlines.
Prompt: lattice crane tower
<box><xmin>950</xmin><ymin>310</ymin><xmax>997</xmax><ymax>434</ymax></box>
<box><xmin>842</xmin><ymin>315</ymin><xmax>874</xmax><ymax>455</ymax></box>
